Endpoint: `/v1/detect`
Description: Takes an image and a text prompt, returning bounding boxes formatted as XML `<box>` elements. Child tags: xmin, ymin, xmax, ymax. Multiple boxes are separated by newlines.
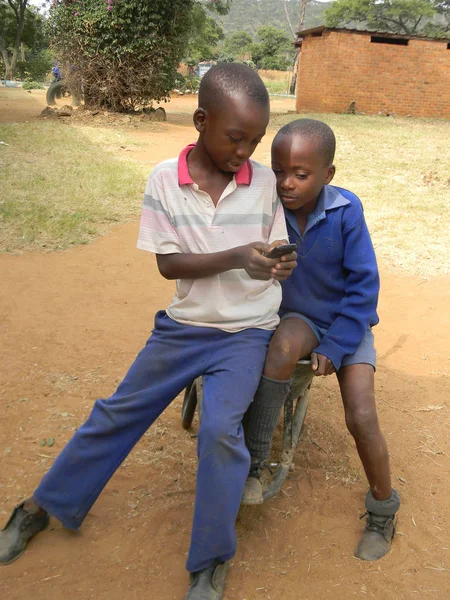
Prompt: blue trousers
<box><xmin>34</xmin><ymin>311</ymin><xmax>272</xmax><ymax>572</ymax></box>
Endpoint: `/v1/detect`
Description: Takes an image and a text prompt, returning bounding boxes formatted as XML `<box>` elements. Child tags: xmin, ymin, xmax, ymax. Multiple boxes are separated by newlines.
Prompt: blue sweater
<box><xmin>280</xmin><ymin>185</ymin><xmax>379</xmax><ymax>371</ymax></box>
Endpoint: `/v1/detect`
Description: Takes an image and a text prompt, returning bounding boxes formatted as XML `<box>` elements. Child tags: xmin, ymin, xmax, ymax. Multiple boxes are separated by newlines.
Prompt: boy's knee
<box><xmin>89</xmin><ymin>398</ymin><xmax>118</xmax><ymax>430</ymax></box>
<box><xmin>345</xmin><ymin>401</ymin><xmax>379</xmax><ymax>440</ymax></box>
<box><xmin>265</xmin><ymin>335</ymin><xmax>300</xmax><ymax>378</ymax></box>
<box><xmin>198</xmin><ymin>419</ymin><xmax>249</xmax><ymax>467</ymax></box>
<box><xmin>200</xmin><ymin>419</ymin><xmax>242</xmax><ymax>447</ymax></box>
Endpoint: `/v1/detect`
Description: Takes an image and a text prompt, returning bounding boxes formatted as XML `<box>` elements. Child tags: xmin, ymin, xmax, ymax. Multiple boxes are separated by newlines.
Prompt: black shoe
<box><xmin>0</xmin><ymin>502</ymin><xmax>49</xmax><ymax>565</ymax></box>
<box><xmin>185</xmin><ymin>561</ymin><xmax>229</xmax><ymax>600</ymax></box>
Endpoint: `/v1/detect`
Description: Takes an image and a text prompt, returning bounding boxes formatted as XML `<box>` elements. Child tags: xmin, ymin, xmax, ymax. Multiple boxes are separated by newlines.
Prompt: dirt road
<box><xmin>1</xmin><ymin>89</ymin><xmax>449</xmax><ymax>600</ymax></box>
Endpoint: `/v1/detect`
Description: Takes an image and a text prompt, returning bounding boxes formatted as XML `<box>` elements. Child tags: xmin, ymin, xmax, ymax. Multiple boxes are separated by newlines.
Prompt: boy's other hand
<box><xmin>311</xmin><ymin>352</ymin><xmax>335</xmax><ymax>376</ymax></box>
<box><xmin>268</xmin><ymin>239</ymin><xmax>297</xmax><ymax>282</ymax></box>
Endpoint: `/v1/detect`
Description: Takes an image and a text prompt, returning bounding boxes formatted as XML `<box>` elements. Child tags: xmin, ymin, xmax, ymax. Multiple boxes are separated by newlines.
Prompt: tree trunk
<box><xmin>282</xmin><ymin>0</ymin><xmax>296</xmax><ymax>39</ymax></box>
<box><xmin>0</xmin><ymin>35</ymin><xmax>12</xmax><ymax>80</ymax></box>
<box><xmin>289</xmin><ymin>50</ymin><xmax>299</xmax><ymax>95</ymax></box>
<box><xmin>11</xmin><ymin>26</ymin><xmax>26</xmax><ymax>79</ymax></box>
<box><xmin>7</xmin><ymin>0</ymin><xmax>28</xmax><ymax>80</ymax></box>
<box><xmin>289</xmin><ymin>0</ymin><xmax>308</xmax><ymax>96</ymax></box>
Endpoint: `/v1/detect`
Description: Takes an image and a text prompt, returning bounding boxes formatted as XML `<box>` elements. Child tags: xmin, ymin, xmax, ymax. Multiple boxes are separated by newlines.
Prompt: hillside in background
<box><xmin>215</xmin><ymin>0</ymin><xmax>330</xmax><ymax>37</ymax></box>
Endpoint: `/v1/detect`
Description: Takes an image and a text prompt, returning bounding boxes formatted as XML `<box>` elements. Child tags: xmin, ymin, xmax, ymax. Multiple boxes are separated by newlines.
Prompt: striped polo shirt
<box><xmin>137</xmin><ymin>144</ymin><xmax>288</xmax><ymax>332</ymax></box>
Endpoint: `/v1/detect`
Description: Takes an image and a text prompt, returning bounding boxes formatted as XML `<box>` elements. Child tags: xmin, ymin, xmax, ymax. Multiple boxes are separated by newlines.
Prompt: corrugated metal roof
<box><xmin>296</xmin><ymin>26</ymin><xmax>450</xmax><ymax>43</ymax></box>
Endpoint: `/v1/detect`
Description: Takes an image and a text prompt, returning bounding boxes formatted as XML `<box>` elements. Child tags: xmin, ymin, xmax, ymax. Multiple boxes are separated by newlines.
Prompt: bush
<box><xmin>258</xmin><ymin>56</ymin><xmax>291</xmax><ymax>71</ymax></box>
<box><xmin>216</xmin><ymin>53</ymin><xmax>236</xmax><ymax>63</ymax></box>
<box><xmin>22</xmin><ymin>80</ymin><xmax>44</xmax><ymax>90</ymax></box>
<box><xmin>185</xmin><ymin>72</ymin><xmax>200</xmax><ymax>92</ymax></box>
<box><xmin>48</xmin><ymin>1</ymin><xmax>231</xmax><ymax>112</ymax></box>
<box><xmin>28</xmin><ymin>49</ymin><xmax>54</xmax><ymax>82</ymax></box>
<box><xmin>251</xmin><ymin>25</ymin><xmax>293</xmax><ymax>71</ymax></box>
<box><xmin>49</xmin><ymin>0</ymin><xmax>197</xmax><ymax>112</ymax></box>
<box><xmin>174</xmin><ymin>72</ymin><xmax>187</xmax><ymax>90</ymax></box>
<box><xmin>15</xmin><ymin>49</ymin><xmax>54</xmax><ymax>83</ymax></box>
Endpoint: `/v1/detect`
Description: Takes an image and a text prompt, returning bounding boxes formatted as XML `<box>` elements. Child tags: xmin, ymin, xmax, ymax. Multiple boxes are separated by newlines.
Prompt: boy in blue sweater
<box><xmin>243</xmin><ymin>119</ymin><xmax>400</xmax><ymax>561</ymax></box>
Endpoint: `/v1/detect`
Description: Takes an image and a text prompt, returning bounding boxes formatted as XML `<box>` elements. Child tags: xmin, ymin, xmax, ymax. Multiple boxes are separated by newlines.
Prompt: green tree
<box><xmin>0</xmin><ymin>0</ymin><xmax>30</xmax><ymax>80</ymax></box>
<box><xmin>222</xmin><ymin>31</ymin><xmax>253</xmax><ymax>58</ymax></box>
<box><xmin>251</xmin><ymin>25</ymin><xmax>293</xmax><ymax>70</ymax></box>
<box><xmin>49</xmin><ymin>0</ymin><xmax>231</xmax><ymax>112</ymax></box>
<box><xmin>424</xmin><ymin>0</ymin><xmax>450</xmax><ymax>34</ymax></box>
<box><xmin>185</xmin><ymin>3</ymin><xmax>225</xmax><ymax>63</ymax></box>
<box><xmin>213</xmin><ymin>0</ymin><xmax>331</xmax><ymax>38</ymax></box>
<box><xmin>325</xmin><ymin>0</ymin><xmax>442</xmax><ymax>36</ymax></box>
<box><xmin>0</xmin><ymin>2</ymin><xmax>52</xmax><ymax>81</ymax></box>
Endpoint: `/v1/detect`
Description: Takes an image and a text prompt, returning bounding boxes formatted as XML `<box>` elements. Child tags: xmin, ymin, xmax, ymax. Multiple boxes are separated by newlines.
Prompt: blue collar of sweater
<box><xmin>284</xmin><ymin>185</ymin><xmax>350</xmax><ymax>238</ymax></box>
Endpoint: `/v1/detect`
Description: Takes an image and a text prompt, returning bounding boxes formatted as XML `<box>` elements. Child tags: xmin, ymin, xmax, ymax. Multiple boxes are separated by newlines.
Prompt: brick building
<box><xmin>295</xmin><ymin>27</ymin><xmax>450</xmax><ymax>118</ymax></box>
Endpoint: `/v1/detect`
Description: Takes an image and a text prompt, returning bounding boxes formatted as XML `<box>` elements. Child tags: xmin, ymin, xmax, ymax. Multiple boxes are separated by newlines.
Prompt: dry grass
<box><xmin>259</xmin><ymin>69</ymin><xmax>293</xmax><ymax>95</ymax></box>
<box><xmin>259</xmin><ymin>69</ymin><xmax>291</xmax><ymax>82</ymax></box>
<box><xmin>0</xmin><ymin>121</ymin><xmax>149</xmax><ymax>252</ymax></box>
<box><xmin>271</xmin><ymin>113</ymin><xmax>450</xmax><ymax>277</ymax></box>
<box><xmin>1</xmin><ymin>107</ymin><xmax>449</xmax><ymax>277</ymax></box>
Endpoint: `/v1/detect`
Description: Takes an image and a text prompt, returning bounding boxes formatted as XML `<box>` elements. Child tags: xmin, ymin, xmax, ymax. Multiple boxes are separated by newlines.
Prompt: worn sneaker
<box><xmin>241</xmin><ymin>463</ymin><xmax>274</xmax><ymax>506</ymax></box>
<box><xmin>185</xmin><ymin>561</ymin><xmax>229</xmax><ymax>600</ymax></box>
<box><xmin>355</xmin><ymin>511</ymin><xmax>397</xmax><ymax>560</ymax></box>
<box><xmin>241</xmin><ymin>475</ymin><xmax>264</xmax><ymax>505</ymax></box>
<box><xmin>0</xmin><ymin>501</ymin><xmax>49</xmax><ymax>565</ymax></box>
<box><xmin>354</xmin><ymin>489</ymin><xmax>400</xmax><ymax>561</ymax></box>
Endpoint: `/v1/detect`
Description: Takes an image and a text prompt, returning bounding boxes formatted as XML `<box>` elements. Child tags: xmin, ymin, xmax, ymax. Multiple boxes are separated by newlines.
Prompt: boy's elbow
<box><xmin>158</xmin><ymin>269</ymin><xmax>174</xmax><ymax>280</ymax></box>
<box><xmin>156</xmin><ymin>254</ymin><xmax>178</xmax><ymax>280</ymax></box>
<box><xmin>157</xmin><ymin>264</ymin><xmax>176</xmax><ymax>280</ymax></box>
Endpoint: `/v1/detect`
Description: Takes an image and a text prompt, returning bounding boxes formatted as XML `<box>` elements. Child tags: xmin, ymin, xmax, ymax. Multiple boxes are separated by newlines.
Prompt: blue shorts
<box><xmin>280</xmin><ymin>312</ymin><xmax>376</xmax><ymax>370</ymax></box>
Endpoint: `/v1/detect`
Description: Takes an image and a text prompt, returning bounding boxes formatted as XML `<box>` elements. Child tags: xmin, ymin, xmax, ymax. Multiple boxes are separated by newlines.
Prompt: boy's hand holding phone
<box><xmin>240</xmin><ymin>240</ymin><xmax>297</xmax><ymax>282</ymax></box>
<box><xmin>266</xmin><ymin>240</ymin><xmax>297</xmax><ymax>282</ymax></box>
<box><xmin>264</xmin><ymin>243</ymin><xmax>297</xmax><ymax>259</ymax></box>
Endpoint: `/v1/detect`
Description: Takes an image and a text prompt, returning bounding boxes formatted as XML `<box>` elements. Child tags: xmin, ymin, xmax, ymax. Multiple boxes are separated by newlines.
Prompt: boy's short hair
<box><xmin>275</xmin><ymin>119</ymin><xmax>336</xmax><ymax>166</ymax></box>
<box><xmin>199</xmin><ymin>63</ymin><xmax>269</xmax><ymax>112</ymax></box>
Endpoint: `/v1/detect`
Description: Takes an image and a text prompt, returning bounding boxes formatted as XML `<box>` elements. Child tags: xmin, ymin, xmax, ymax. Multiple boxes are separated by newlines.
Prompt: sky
<box><xmin>29</xmin><ymin>0</ymin><xmax>47</xmax><ymax>10</ymax></box>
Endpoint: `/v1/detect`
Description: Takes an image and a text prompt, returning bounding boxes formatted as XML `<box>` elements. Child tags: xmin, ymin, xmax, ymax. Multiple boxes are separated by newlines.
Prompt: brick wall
<box><xmin>296</xmin><ymin>30</ymin><xmax>450</xmax><ymax>118</ymax></box>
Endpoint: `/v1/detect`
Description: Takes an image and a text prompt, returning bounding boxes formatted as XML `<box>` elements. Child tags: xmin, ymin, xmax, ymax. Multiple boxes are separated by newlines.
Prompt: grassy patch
<box><xmin>0</xmin><ymin>122</ymin><xmax>149</xmax><ymax>252</ymax></box>
<box><xmin>1</xmin><ymin>108</ymin><xmax>449</xmax><ymax>278</ymax></box>
<box><xmin>262</xmin><ymin>77</ymin><xmax>292</xmax><ymax>95</ymax></box>
<box><xmin>271</xmin><ymin>113</ymin><xmax>450</xmax><ymax>277</ymax></box>
<box><xmin>259</xmin><ymin>69</ymin><xmax>293</xmax><ymax>95</ymax></box>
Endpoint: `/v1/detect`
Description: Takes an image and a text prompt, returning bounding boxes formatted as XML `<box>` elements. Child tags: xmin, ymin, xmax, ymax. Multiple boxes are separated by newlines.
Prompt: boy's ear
<box><xmin>325</xmin><ymin>164</ymin><xmax>336</xmax><ymax>185</ymax></box>
<box><xmin>193</xmin><ymin>108</ymin><xmax>207</xmax><ymax>133</ymax></box>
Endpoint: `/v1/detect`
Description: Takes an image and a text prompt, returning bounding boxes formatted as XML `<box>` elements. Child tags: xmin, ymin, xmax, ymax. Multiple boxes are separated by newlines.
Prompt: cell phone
<box><xmin>265</xmin><ymin>243</ymin><xmax>297</xmax><ymax>259</ymax></box>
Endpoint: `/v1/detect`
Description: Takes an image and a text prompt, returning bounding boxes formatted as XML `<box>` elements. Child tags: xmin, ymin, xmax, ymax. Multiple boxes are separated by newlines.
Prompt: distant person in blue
<box><xmin>243</xmin><ymin>119</ymin><xmax>400</xmax><ymax>561</ymax></box>
<box><xmin>51</xmin><ymin>63</ymin><xmax>62</xmax><ymax>83</ymax></box>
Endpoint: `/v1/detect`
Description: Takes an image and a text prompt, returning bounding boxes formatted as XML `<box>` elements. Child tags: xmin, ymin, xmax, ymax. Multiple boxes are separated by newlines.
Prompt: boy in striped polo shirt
<box><xmin>0</xmin><ymin>64</ymin><xmax>296</xmax><ymax>600</ymax></box>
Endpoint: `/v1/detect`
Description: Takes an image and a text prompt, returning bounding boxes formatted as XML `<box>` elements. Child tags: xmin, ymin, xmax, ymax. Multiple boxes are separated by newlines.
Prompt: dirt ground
<box><xmin>1</xmin><ymin>89</ymin><xmax>449</xmax><ymax>600</ymax></box>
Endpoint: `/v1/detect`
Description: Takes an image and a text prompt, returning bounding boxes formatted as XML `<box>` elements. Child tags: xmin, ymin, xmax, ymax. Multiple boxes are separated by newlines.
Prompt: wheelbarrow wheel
<box><xmin>181</xmin><ymin>378</ymin><xmax>203</xmax><ymax>429</ymax></box>
<box><xmin>46</xmin><ymin>81</ymin><xmax>67</xmax><ymax>105</ymax></box>
<box><xmin>262</xmin><ymin>360</ymin><xmax>314</xmax><ymax>502</ymax></box>
<box><xmin>181</xmin><ymin>382</ymin><xmax>197</xmax><ymax>429</ymax></box>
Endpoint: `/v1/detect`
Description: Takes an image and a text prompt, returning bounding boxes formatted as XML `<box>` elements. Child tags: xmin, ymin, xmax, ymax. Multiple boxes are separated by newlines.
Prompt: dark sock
<box><xmin>245</xmin><ymin>375</ymin><xmax>291</xmax><ymax>465</ymax></box>
<box><xmin>365</xmin><ymin>488</ymin><xmax>400</xmax><ymax>516</ymax></box>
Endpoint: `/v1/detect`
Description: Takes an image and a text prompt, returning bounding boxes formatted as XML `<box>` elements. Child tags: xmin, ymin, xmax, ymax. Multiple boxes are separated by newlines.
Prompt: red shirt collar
<box><xmin>178</xmin><ymin>143</ymin><xmax>253</xmax><ymax>186</ymax></box>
